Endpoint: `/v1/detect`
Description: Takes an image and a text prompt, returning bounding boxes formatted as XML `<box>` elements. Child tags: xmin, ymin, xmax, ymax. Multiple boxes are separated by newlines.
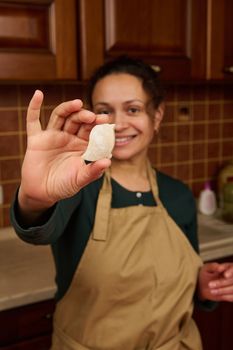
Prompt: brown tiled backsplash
<box><xmin>0</xmin><ymin>83</ymin><xmax>232</xmax><ymax>227</ymax></box>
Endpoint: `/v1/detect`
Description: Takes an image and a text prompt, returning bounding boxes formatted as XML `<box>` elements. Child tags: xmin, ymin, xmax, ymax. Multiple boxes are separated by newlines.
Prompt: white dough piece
<box><xmin>82</xmin><ymin>123</ymin><xmax>115</xmax><ymax>161</ymax></box>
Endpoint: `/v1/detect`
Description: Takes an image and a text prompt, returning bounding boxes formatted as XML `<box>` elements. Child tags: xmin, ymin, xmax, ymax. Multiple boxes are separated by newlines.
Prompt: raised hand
<box><xmin>18</xmin><ymin>90</ymin><xmax>111</xmax><ymax>217</ymax></box>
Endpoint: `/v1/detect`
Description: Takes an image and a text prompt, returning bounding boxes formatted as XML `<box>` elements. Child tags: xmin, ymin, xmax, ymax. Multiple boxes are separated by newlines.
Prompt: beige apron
<box><xmin>51</xmin><ymin>162</ymin><xmax>203</xmax><ymax>350</ymax></box>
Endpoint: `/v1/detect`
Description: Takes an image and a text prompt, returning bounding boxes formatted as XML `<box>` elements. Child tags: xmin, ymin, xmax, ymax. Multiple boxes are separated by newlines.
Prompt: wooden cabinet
<box><xmin>0</xmin><ymin>299</ymin><xmax>55</xmax><ymax>349</ymax></box>
<box><xmin>79</xmin><ymin>0</ymin><xmax>233</xmax><ymax>82</ymax></box>
<box><xmin>207</xmin><ymin>0</ymin><xmax>233</xmax><ymax>80</ymax></box>
<box><xmin>1</xmin><ymin>0</ymin><xmax>232</xmax><ymax>82</ymax></box>
<box><xmin>0</xmin><ymin>0</ymin><xmax>77</xmax><ymax>80</ymax></box>
<box><xmin>193</xmin><ymin>256</ymin><xmax>233</xmax><ymax>350</ymax></box>
<box><xmin>194</xmin><ymin>302</ymin><xmax>233</xmax><ymax>350</ymax></box>
<box><xmin>79</xmin><ymin>0</ymin><xmax>208</xmax><ymax>81</ymax></box>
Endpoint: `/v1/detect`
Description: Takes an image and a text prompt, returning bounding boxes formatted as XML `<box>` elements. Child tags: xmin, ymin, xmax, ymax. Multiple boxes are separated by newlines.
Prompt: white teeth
<box><xmin>115</xmin><ymin>136</ymin><xmax>132</xmax><ymax>142</ymax></box>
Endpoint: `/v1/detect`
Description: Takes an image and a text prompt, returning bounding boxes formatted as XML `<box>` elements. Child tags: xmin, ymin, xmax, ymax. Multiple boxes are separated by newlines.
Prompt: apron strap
<box><xmin>146</xmin><ymin>159</ymin><xmax>163</xmax><ymax>207</ymax></box>
<box><xmin>92</xmin><ymin>170</ymin><xmax>111</xmax><ymax>241</ymax></box>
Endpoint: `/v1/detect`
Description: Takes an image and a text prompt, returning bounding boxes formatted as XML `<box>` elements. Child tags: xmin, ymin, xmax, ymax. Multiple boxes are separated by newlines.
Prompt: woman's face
<box><xmin>91</xmin><ymin>73</ymin><xmax>163</xmax><ymax>161</ymax></box>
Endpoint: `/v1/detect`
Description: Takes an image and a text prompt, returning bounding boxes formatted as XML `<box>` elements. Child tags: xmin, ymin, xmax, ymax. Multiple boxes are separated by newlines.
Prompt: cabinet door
<box><xmin>208</xmin><ymin>0</ymin><xmax>233</xmax><ymax>80</ymax></box>
<box><xmin>0</xmin><ymin>335</ymin><xmax>51</xmax><ymax>350</ymax></box>
<box><xmin>220</xmin><ymin>302</ymin><xmax>233</xmax><ymax>350</ymax></box>
<box><xmin>0</xmin><ymin>0</ymin><xmax>77</xmax><ymax>80</ymax></box>
<box><xmin>0</xmin><ymin>299</ymin><xmax>55</xmax><ymax>347</ymax></box>
<box><xmin>193</xmin><ymin>306</ymin><xmax>221</xmax><ymax>350</ymax></box>
<box><xmin>193</xmin><ymin>256</ymin><xmax>233</xmax><ymax>350</ymax></box>
<box><xmin>79</xmin><ymin>0</ymin><xmax>207</xmax><ymax>81</ymax></box>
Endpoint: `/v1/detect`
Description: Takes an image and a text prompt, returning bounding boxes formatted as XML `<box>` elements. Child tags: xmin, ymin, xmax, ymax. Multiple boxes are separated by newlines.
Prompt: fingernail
<box><xmin>209</xmin><ymin>282</ymin><xmax>216</xmax><ymax>288</ymax></box>
<box><xmin>225</xmin><ymin>272</ymin><xmax>232</xmax><ymax>278</ymax></box>
<box><xmin>210</xmin><ymin>289</ymin><xmax>218</xmax><ymax>295</ymax></box>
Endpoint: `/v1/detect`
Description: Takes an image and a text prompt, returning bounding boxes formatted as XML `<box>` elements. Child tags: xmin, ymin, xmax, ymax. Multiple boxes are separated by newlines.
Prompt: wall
<box><xmin>0</xmin><ymin>83</ymin><xmax>232</xmax><ymax>227</ymax></box>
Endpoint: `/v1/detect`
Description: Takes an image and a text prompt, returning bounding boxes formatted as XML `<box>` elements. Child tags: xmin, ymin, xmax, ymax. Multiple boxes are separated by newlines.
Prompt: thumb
<box><xmin>204</xmin><ymin>262</ymin><xmax>225</xmax><ymax>274</ymax></box>
<box><xmin>77</xmin><ymin>159</ymin><xmax>111</xmax><ymax>188</ymax></box>
<box><xmin>27</xmin><ymin>90</ymin><xmax>43</xmax><ymax>136</ymax></box>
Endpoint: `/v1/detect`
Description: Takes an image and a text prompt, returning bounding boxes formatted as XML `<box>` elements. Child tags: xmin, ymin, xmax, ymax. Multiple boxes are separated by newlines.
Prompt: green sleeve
<box><xmin>10</xmin><ymin>189</ymin><xmax>82</xmax><ymax>245</ymax></box>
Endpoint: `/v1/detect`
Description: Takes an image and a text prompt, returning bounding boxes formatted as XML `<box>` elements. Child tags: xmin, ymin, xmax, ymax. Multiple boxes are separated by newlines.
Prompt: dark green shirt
<box><xmin>10</xmin><ymin>170</ymin><xmax>199</xmax><ymax>301</ymax></box>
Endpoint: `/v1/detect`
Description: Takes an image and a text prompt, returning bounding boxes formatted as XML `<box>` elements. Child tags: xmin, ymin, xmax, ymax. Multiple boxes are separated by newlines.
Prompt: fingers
<box><xmin>209</xmin><ymin>276</ymin><xmax>233</xmax><ymax>289</ymax></box>
<box><xmin>207</xmin><ymin>263</ymin><xmax>233</xmax><ymax>302</ymax></box>
<box><xmin>77</xmin><ymin>159</ymin><xmax>111</xmax><ymax>188</ymax></box>
<box><xmin>206</xmin><ymin>263</ymin><xmax>232</xmax><ymax>288</ymax></box>
<box><xmin>224</xmin><ymin>263</ymin><xmax>233</xmax><ymax>278</ymax></box>
<box><xmin>209</xmin><ymin>283</ymin><xmax>233</xmax><ymax>302</ymax></box>
<box><xmin>47</xmin><ymin>99</ymin><xmax>84</xmax><ymax>130</ymax></box>
<box><xmin>64</xmin><ymin>113</ymin><xmax>110</xmax><ymax>138</ymax></box>
<box><xmin>27</xmin><ymin>90</ymin><xmax>44</xmax><ymax>136</ymax></box>
<box><xmin>62</xmin><ymin>110</ymin><xmax>95</xmax><ymax>135</ymax></box>
<box><xmin>46</xmin><ymin>99</ymin><xmax>110</xmax><ymax>139</ymax></box>
<box><xmin>76</xmin><ymin>114</ymin><xmax>111</xmax><ymax>141</ymax></box>
<box><xmin>218</xmin><ymin>295</ymin><xmax>233</xmax><ymax>302</ymax></box>
<box><xmin>204</xmin><ymin>262</ymin><xmax>225</xmax><ymax>274</ymax></box>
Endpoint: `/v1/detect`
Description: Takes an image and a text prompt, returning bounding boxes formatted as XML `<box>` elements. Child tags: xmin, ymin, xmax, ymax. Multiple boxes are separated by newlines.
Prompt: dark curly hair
<box><xmin>85</xmin><ymin>55</ymin><xmax>165</xmax><ymax>110</ymax></box>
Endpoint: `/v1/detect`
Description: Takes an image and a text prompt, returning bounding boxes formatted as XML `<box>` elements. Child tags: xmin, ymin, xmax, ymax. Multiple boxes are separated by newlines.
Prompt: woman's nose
<box><xmin>111</xmin><ymin>112</ymin><xmax>127</xmax><ymax>130</ymax></box>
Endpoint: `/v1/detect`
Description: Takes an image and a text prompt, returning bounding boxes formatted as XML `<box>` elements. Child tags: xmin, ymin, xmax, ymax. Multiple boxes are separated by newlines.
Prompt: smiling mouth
<box><xmin>115</xmin><ymin>135</ymin><xmax>136</xmax><ymax>146</ymax></box>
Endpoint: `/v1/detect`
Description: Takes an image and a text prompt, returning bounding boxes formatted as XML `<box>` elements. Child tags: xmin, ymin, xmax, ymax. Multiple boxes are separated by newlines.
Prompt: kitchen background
<box><xmin>0</xmin><ymin>2</ymin><xmax>233</xmax><ymax>350</ymax></box>
<box><xmin>0</xmin><ymin>0</ymin><xmax>232</xmax><ymax>229</ymax></box>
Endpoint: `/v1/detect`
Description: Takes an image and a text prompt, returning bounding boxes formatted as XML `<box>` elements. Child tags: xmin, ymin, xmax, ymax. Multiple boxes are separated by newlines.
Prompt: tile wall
<box><xmin>0</xmin><ymin>83</ymin><xmax>232</xmax><ymax>227</ymax></box>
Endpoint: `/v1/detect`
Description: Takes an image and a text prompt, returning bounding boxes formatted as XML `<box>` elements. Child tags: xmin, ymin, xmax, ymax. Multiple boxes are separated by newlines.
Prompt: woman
<box><xmin>10</xmin><ymin>56</ymin><xmax>233</xmax><ymax>350</ymax></box>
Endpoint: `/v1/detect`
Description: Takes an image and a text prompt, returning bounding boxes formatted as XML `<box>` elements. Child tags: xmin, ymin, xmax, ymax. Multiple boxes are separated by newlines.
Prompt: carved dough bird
<box><xmin>82</xmin><ymin>124</ymin><xmax>115</xmax><ymax>161</ymax></box>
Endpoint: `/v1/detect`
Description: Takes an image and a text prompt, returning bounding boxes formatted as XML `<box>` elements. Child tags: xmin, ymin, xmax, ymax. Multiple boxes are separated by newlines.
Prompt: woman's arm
<box><xmin>10</xmin><ymin>189</ymin><xmax>81</xmax><ymax>245</ymax></box>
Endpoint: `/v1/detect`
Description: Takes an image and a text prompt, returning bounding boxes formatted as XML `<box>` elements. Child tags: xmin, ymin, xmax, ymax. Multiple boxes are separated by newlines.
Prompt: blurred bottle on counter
<box><xmin>218</xmin><ymin>159</ymin><xmax>233</xmax><ymax>209</ymax></box>
<box><xmin>198</xmin><ymin>181</ymin><xmax>217</xmax><ymax>216</ymax></box>
<box><xmin>222</xmin><ymin>176</ymin><xmax>233</xmax><ymax>223</ymax></box>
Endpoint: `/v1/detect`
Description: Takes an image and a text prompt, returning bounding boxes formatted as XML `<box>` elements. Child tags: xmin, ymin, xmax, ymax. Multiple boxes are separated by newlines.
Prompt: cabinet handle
<box><xmin>224</xmin><ymin>66</ymin><xmax>233</xmax><ymax>74</ymax></box>
<box><xmin>44</xmin><ymin>313</ymin><xmax>53</xmax><ymax>319</ymax></box>
<box><xmin>151</xmin><ymin>65</ymin><xmax>161</xmax><ymax>73</ymax></box>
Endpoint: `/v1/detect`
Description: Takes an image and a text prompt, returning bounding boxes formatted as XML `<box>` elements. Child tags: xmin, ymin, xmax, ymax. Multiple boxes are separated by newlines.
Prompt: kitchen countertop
<box><xmin>0</xmin><ymin>214</ymin><xmax>233</xmax><ymax>312</ymax></box>
<box><xmin>0</xmin><ymin>227</ymin><xmax>56</xmax><ymax>312</ymax></box>
<box><xmin>198</xmin><ymin>212</ymin><xmax>233</xmax><ymax>262</ymax></box>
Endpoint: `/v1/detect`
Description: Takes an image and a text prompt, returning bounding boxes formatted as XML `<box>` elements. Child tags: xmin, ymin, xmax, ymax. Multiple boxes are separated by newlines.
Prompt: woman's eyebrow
<box><xmin>94</xmin><ymin>99</ymin><xmax>145</xmax><ymax>108</ymax></box>
<box><xmin>93</xmin><ymin>102</ymin><xmax>109</xmax><ymax>107</ymax></box>
<box><xmin>124</xmin><ymin>99</ymin><xmax>145</xmax><ymax>105</ymax></box>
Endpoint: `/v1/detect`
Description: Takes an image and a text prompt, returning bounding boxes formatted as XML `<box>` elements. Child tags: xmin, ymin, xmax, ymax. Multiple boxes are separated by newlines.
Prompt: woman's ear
<box><xmin>154</xmin><ymin>103</ymin><xmax>165</xmax><ymax>133</ymax></box>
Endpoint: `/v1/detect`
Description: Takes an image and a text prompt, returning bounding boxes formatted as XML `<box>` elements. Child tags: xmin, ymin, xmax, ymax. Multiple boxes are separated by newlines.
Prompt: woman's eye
<box><xmin>128</xmin><ymin>107</ymin><xmax>140</xmax><ymax>115</ymax></box>
<box><xmin>97</xmin><ymin>110</ymin><xmax>110</xmax><ymax>115</ymax></box>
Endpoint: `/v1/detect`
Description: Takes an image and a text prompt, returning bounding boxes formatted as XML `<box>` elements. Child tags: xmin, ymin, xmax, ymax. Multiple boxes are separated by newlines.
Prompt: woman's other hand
<box><xmin>18</xmin><ymin>90</ymin><xmax>111</xmax><ymax>216</ymax></box>
<box><xmin>198</xmin><ymin>262</ymin><xmax>233</xmax><ymax>302</ymax></box>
